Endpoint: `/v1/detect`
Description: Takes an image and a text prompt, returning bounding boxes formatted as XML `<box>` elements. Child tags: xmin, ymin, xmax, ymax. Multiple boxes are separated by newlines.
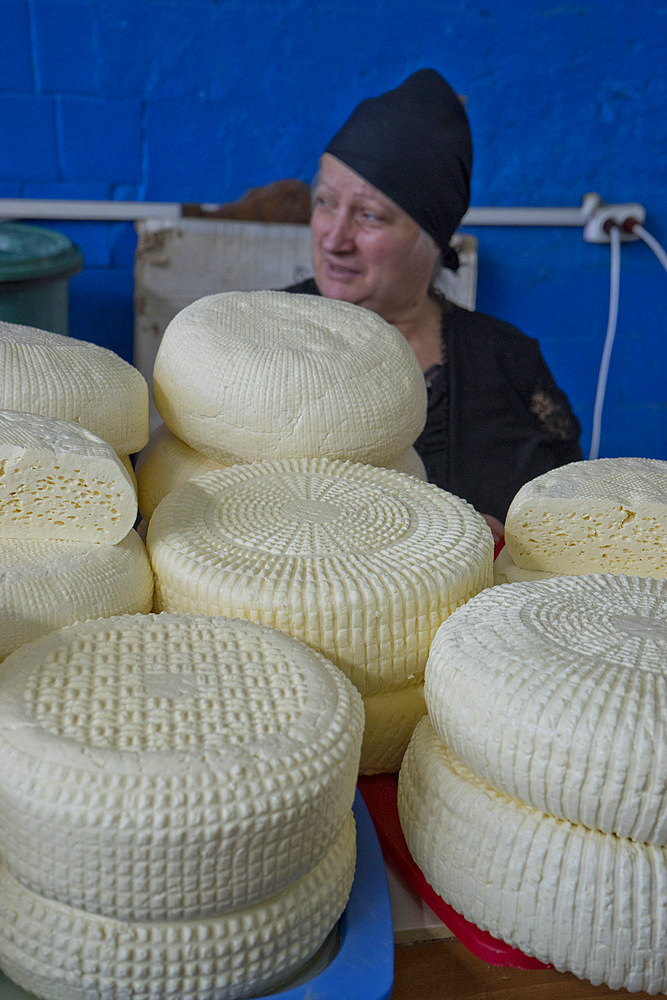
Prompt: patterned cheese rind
<box><xmin>147</xmin><ymin>457</ymin><xmax>494</xmax><ymax>696</ymax></box>
<box><xmin>424</xmin><ymin>573</ymin><xmax>667</xmax><ymax>844</ymax></box>
<box><xmin>0</xmin><ymin>613</ymin><xmax>363</xmax><ymax>920</ymax></box>
<box><xmin>0</xmin><ymin>812</ymin><xmax>355</xmax><ymax>1000</ymax></box>
<box><xmin>505</xmin><ymin>457</ymin><xmax>667</xmax><ymax>578</ymax></box>
<box><xmin>0</xmin><ymin>529</ymin><xmax>153</xmax><ymax>661</ymax></box>
<box><xmin>0</xmin><ymin>409</ymin><xmax>138</xmax><ymax>543</ymax></box>
<box><xmin>398</xmin><ymin>718</ymin><xmax>667</xmax><ymax>995</ymax></box>
<box><xmin>135</xmin><ymin>422</ymin><xmax>427</xmax><ymax>524</ymax></box>
<box><xmin>360</xmin><ymin>682</ymin><xmax>427</xmax><ymax>775</ymax></box>
<box><xmin>152</xmin><ymin>290</ymin><xmax>427</xmax><ymax>465</ymax></box>
<box><xmin>0</xmin><ymin>321</ymin><xmax>149</xmax><ymax>455</ymax></box>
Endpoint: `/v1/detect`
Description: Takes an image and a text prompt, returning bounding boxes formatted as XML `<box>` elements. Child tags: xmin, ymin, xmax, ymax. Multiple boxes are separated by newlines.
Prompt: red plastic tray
<box><xmin>357</xmin><ymin>773</ymin><xmax>550</xmax><ymax>970</ymax></box>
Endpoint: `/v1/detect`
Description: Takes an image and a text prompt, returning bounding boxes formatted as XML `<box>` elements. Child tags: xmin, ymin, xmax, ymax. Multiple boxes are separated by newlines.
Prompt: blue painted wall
<box><xmin>2</xmin><ymin>0</ymin><xmax>665</xmax><ymax>459</ymax></box>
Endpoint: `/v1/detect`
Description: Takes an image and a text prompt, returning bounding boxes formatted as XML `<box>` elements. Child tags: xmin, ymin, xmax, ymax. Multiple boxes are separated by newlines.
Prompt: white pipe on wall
<box><xmin>0</xmin><ymin>198</ymin><xmax>593</xmax><ymax>227</ymax></box>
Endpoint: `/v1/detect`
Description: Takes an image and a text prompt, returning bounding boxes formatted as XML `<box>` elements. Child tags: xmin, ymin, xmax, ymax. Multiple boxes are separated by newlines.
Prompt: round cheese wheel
<box><xmin>425</xmin><ymin>573</ymin><xmax>667</xmax><ymax>843</ymax></box>
<box><xmin>505</xmin><ymin>457</ymin><xmax>667</xmax><ymax>578</ymax></box>
<box><xmin>147</xmin><ymin>458</ymin><xmax>493</xmax><ymax>696</ymax></box>
<box><xmin>0</xmin><ymin>408</ymin><xmax>138</xmax><ymax>544</ymax></box>
<box><xmin>0</xmin><ymin>811</ymin><xmax>355</xmax><ymax>1000</ymax></box>
<box><xmin>0</xmin><ymin>321</ymin><xmax>149</xmax><ymax>455</ymax></box>
<box><xmin>360</xmin><ymin>682</ymin><xmax>427</xmax><ymax>775</ymax></box>
<box><xmin>152</xmin><ymin>290</ymin><xmax>427</xmax><ymax>465</ymax></box>
<box><xmin>0</xmin><ymin>529</ymin><xmax>153</xmax><ymax>661</ymax></box>
<box><xmin>0</xmin><ymin>613</ymin><xmax>363</xmax><ymax>921</ymax></box>
<box><xmin>135</xmin><ymin>422</ymin><xmax>427</xmax><ymax>525</ymax></box>
<box><xmin>398</xmin><ymin>719</ymin><xmax>667</xmax><ymax>995</ymax></box>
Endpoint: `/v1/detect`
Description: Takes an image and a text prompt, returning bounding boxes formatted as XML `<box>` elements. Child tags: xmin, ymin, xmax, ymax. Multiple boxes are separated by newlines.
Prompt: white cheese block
<box><xmin>0</xmin><ymin>408</ymin><xmax>138</xmax><ymax>543</ymax></box>
<box><xmin>398</xmin><ymin>718</ymin><xmax>667</xmax><ymax>995</ymax></box>
<box><xmin>360</xmin><ymin>682</ymin><xmax>427</xmax><ymax>775</ymax></box>
<box><xmin>0</xmin><ymin>612</ymin><xmax>363</xmax><ymax>921</ymax></box>
<box><xmin>152</xmin><ymin>290</ymin><xmax>427</xmax><ymax>465</ymax></box>
<box><xmin>135</xmin><ymin>422</ymin><xmax>427</xmax><ymax>524</ymax></box>
<box><xmin>505</xmin><ymin>457</ymin><xmax>667</xmax><ymax>578</ymax></box>
<box><xmin>493</xmin><ymin>544</ymin><xmax>556</xmax><ymax>585</ymax></box>
<box><xmin>0</xmin><ymin>320</ymin><xmax>149</xmax><ymax>455</ymax></box>
<box><xmin>424</xmin><ymin>573</ymin><xmax>667</xmax><ymax>843</ymax></box>
<box><xmin>118</xmin><ymin>453</ymin><xmax>138</xmax><ymax>494</ymax></box>
<box><xmin>0</xmin><ymin>529</ymin><xmax>153</xmax><ymax>661</ymax></box>
<box><xmin>147</xmin><ymin>457</ymin><xmax>493</xmax><ymax>696</ymax></box>
<box><xmin>0</xmin><ymin>811</ymin><xmax>356</xmax><ymax>1000</ymax></box>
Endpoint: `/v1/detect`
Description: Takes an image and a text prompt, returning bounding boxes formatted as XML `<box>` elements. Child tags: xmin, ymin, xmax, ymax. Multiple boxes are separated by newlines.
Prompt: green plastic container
<box><xmin>0</xmin><ymin>222</ymin><xmax>83</xmax><ymax>336</ymax></box>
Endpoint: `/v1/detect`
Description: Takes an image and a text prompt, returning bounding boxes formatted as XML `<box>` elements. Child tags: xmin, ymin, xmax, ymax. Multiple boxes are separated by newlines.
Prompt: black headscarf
<box><xmin>324</xmin><ymin>69</ymin><xmax>472</xmax><ymax>270</ymax></box>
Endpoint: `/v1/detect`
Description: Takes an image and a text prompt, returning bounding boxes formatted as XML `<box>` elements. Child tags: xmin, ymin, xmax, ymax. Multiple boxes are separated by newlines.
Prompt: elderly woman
<box><xmin>286</xmin><ymin>69</ymin><xmax>582</xmax><ymax>539</ymax></box>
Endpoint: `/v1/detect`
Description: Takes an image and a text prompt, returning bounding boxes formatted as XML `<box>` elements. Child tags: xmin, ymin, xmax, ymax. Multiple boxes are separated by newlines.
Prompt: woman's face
<box><xmin>310</xmin><ymin>154</ymin><xmax>440</xmax><ymax>323</ymax></box>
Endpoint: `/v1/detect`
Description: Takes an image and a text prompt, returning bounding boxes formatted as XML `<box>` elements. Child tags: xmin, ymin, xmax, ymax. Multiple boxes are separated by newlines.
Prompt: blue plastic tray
<box><xmin>0</xmin><ymin>790</ymin><xmax>394</xmax><ymax>1000</ymax></box>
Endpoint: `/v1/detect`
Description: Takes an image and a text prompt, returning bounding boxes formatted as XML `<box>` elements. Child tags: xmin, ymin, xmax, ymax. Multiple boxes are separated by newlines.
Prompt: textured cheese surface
<box><xmin>424</xmin><ymin>573</ymin><xmax>667</xmax><ymax>843</ymax></box>
<box><xmin>152</xmin><ymin>290</ymin><xmax>427</xmax><ymax>465</ymax></box>
<box><xmin>0</xmin><ymin>321</ymin><xmax>149</xmax><ymax>454</ymax></box>
<box><xmin>0</xmin><ymin>811</ymin><xmax>355</xmax><ymax>1000</ymax></box>
<box><xmin>505</xmin><ymin>457</ymin><xmax>667</xmax><ymax>578</ymax></box>
<box><xmin>0</xmin><ymin>612</ymin><xmax>363</xmax><ymax>920</ymax></box>
<box><xmin>493</xmin><ymin>544</ymin><xmax>556</xmax><ymax>585</ymax></box>
<box><xmin>135</xmin><ymin>422</ymin><xmax>427</xmax><ymax>524</ymax></box>
<box><xmin>0</xmin><ymin>529</ymin><xmax>153</xmax><ymax>662</ymax></box>
<box><xmin>0</xmin><ymin>409</ymin><xmax>138</xmax><ymax>543</ymax></box>
<box><xmin>398</xmin><ymin>718</ymin><xmax>667</xmax><ymax>994</ymax></box>
<box><xmin>360</xmin><ymin>682</ymin><xmax>427</xmax><ymax>775</ymax></box>
<box><xmin>147</xmin><ymin>457</ymin><xmax>493</xmax><ymax>696</ymax></box>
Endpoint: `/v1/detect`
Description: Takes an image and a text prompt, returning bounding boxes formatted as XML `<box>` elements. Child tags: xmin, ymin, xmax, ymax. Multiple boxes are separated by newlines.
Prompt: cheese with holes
<box><xmin>398</xmin><ymin>719</ymin><xmax>667</xmax><ymax>994</ymax></box>
<box><xmin>0</xmin><ymin>320</ymin><xmax>149</xmax><ymax>455</ymax></box>
<box><xmin>147</xmin><ymin>458</ymin><xmax>493</xmax><ymax>696</ymax></box>
<box><xmin>0</xmin><ymin>529</ymin><xmax>153</xmax><ymax>661</ymax></box>
<box><xmin>493</xmin><ymin>544</ymin><xmax>555</xmax><ymax>585</ymax></box>
<box><xmin>0</xmin><ymin>612</ymin><xmax>363</xmax><ymax>920</ymax></box>
<box><xmin>135</xmin><ymin>422</ymin><xmax>427</xmax><ymax>524</ymax></box>
<box><xmin>0</xmin><ymin>811</ymin><xmax>356</xmax><ymax>1000</ymax></box>
<box><xmin>361</xmin><ymin>682</ymin><xmax>427</xmax><ymax>775</ymax></box>
<box><xmin>505</xmin><ymin>457</ymin><xmax>667</xmax><ymax>578</ymax></box>
<box><xmin>424</xmin><ymin>573</ymin><xmax>667</xmax><ymax>843</ymax></box>
<box><xmin>0</xmin><ymin>409</ymin><xmax>137</xmax><ymax>543</ymax></box>
<box><xmin>152</xmin><ymin>290</ymin><xmax>427</xmax><ymax>465</ymax></box>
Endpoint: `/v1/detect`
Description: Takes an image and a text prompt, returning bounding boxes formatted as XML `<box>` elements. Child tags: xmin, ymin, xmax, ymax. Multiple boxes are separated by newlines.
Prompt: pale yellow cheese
<box><xmin>152</xmin><ymin>290</ymin><xmax>427</xmax><ymax>465</ymax></box>
<box><xmin>135</xmin><ymin>422</ymin><xmax>427</xmax><ymax>524</ymax></box>
<box><xmin>0</xmin><ymin>811</ymin><xmax>356</xmax><ymax>1000</ymax></box>
<box><xmin>505</xmin><ymin>457</ymin><xmax>667</xmax><ymax>578</ymax></box>
<box><xmin>424</xmin><ymin>573</ymin><xmax>667</xmax><ymax>843</ymax></box>
<box><xmin>0</xmin><ymin>320</ymin><xmax>149</xmax><ymax>455</ymax></box>
<box><xmin>493</xmin><ymin>544</ymin><xmax>556</xmax><ymax>585</ymax></box>
<box><xmin>147</xmin><ymin>457</ymin><xmax>493</xmax><ymax>696</ymax></box>
<box><xmin>0</xmin><ymin>408</ymin><xmax>137</xmax><ymax>543</ymax></box>
<box><xmin>398</xmin><ymin>719</ymin><xmax>667</xmax><ymax>995</ymax></box>
<box><xmin>0</xmin><ymin>529</ymin><xmax>153</xmax><ymax>661</ymax></box>
<box><xmin>360</xmin><ymin>682</ymin><xmax>427</xmax><ymax>775</ymax></box>
<box><xmin>0</xmin><ymin>612</ymin><xmax>363</xmax><ymax>921</ymax></box>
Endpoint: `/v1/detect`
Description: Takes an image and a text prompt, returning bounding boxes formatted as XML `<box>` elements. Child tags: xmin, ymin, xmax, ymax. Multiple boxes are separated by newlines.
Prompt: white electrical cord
<box><xmin>589</xmin><ymin>224</ymin><xmax>621</xmax><ymax>460</ymax></box>
<box><xmin>632</xmin><ymin>223</ymin><xmax>667</xmax><ymax>273</ymax></box>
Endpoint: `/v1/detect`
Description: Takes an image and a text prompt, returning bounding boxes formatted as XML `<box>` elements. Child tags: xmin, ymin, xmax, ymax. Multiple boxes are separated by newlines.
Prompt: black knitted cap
<box><xmin>324</xmin><ymin>69</ymin><xmax>472</xmax><ymax>269</ymax></box>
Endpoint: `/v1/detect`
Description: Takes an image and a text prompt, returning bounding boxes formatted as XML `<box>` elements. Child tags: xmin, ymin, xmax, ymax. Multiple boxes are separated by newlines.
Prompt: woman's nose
<box><xmin>321</xmin><ymin>212</ymin><xmax>355</xmax><ymax>252</ymax></box>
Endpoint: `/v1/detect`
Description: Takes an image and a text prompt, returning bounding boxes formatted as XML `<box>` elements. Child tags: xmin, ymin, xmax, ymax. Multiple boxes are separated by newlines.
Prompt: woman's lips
<box><xmin>323</xmin><ymin>259</ymin><xmax>361</xmax><ymax>281</ymax></box>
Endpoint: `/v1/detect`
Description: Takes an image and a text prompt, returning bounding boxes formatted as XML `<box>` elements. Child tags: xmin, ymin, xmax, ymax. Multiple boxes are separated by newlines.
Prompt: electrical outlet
<box><xmin>583</xmin><ymin>203</ymin><xmax>646</xmax><ymax>243</ymax></box>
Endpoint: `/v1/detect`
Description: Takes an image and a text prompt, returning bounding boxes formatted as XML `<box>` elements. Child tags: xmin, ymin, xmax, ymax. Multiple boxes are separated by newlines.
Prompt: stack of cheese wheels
<box><xmin>0</xmin><ymin>408</ymin><xmax>153</xmax><ymax>660</ymax></box>
<box><xmin>0</xmin><ymin>612</ymin><xmax>363</xmax><ymax>1000</ymax></box>
<box><xmin>398</xmin><ymin>573</ymin><xmax>667</xmax><ymax>993</ymax></box>
<box><xmin>135</xmin><ymin>421</ymin><xmax>428</xmax><ymax>525</ymax></box>
<box><xmin>147</xmin><ymin>456</ymin><xmax>494</xmax><ymax>774</ymax></box>
<box><xmin>496</xmin><ymin>456</ymin><xmax>667</xmax><ymax>585</ymax></box>
<box><xmin>0</xmin><ymin>320</ymin><xmax>149</xmax><ymax>467</ymax></box>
